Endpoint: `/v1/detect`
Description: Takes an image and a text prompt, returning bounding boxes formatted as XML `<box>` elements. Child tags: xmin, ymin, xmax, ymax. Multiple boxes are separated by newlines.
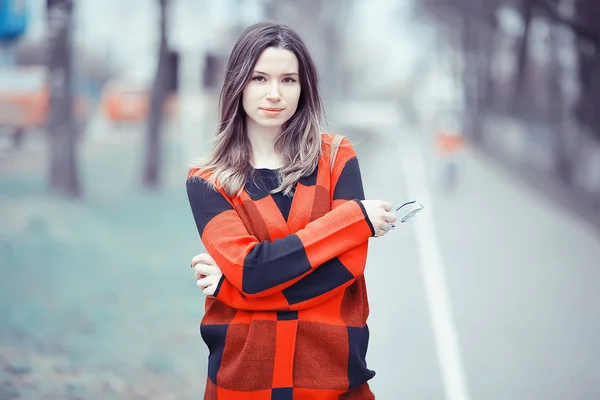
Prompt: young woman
<box><xmin>186</xmin><ymin>21</ymin><xmax>396</xmax><ymax>399</ymax></box>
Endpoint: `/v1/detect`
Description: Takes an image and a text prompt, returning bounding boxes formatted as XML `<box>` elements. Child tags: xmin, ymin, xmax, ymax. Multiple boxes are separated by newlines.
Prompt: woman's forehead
<box><xmin>253</xmin><ymin>47</ymin><xmax>299</xmax><ymax>74</ymax></box>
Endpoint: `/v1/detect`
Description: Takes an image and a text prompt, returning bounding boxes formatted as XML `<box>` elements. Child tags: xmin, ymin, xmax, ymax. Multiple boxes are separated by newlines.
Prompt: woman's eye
<box><xmin>252</xmin><ymin>76</ymin><xmax>266</xmax><ymax>82</ymax></box>
<box><xmin>283</xmin><ymin>77</ymin><xmax>297</xmax><ymax>83</ymax></box>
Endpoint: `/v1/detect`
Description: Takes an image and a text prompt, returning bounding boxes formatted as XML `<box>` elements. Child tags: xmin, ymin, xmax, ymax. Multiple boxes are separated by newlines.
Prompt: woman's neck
<box><xmin>247</xmin><ymin>119</ymin><xmax>282</xmax><ymax>169</ymax></box>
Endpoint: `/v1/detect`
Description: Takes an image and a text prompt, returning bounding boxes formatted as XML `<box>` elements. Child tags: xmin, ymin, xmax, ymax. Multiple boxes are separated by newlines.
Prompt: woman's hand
<box><xmin>190</xmin><ymin>253</ymin><xmax>223</xmax><ymax>296</ymax></box>
<box><xmin>360</xmin><ymin>200</ymin><xmax>397</xmax><ymax>237</ymax></box>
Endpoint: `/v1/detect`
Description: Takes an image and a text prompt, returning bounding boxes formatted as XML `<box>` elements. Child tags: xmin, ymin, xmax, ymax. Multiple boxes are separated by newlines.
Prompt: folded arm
<box><xmin>207</xmin><ymin>142</ymin><xmax>370</xmax><ymax>310</ymax></box>
<box><xmin>186</xmin><ymin>139</ymin><xmax>373</xmax><ymax>303</ymax></box>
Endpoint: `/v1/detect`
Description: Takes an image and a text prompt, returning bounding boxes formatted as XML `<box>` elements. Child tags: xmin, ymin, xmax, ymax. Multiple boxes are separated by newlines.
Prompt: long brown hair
<box><xmin>191</xmin><ymin>22</ymin><xmax>325</xmax><ymax>197</ymax></box>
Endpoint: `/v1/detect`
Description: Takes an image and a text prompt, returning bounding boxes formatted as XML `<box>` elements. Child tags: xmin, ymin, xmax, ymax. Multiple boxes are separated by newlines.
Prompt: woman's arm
<box><xmin>194</xmin><ymin>142</ymin><xmax>372</xmax><ymax>310</ymax></box>
<box><xmin>197</xmin><ymin>242</ymin><xmax>367</xmax><ymax>311</ymax></box>
<box><xmin>186</xmin><ymin>139</ymin><xmax>382</xmax><ymax>299</ymax></box>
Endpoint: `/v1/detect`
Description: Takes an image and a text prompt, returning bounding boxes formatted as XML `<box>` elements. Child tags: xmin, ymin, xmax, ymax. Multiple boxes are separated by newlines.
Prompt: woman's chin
<box><xmin>247</xmin><ymin>114</ymin><xmax>292</xmax><ymax>131</ymax></box>
<box><xmin>255</xmin><ymin>118</ymin><xmax>286</xmax><ymax>129</ymax></box>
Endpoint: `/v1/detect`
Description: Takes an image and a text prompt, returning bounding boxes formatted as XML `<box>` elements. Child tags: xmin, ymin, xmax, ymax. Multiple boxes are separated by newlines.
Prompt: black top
<box><xmin>253</xmin><ymin>168</ymin><xmax>293</xmax><ymax>221</ymax></box>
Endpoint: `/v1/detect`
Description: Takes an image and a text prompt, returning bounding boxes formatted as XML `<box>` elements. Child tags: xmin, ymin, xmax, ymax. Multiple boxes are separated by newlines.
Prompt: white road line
<box><xmin>398</xmin><ymin>131</ymin><xmax>471</xmax><ymax>400</ymax></box>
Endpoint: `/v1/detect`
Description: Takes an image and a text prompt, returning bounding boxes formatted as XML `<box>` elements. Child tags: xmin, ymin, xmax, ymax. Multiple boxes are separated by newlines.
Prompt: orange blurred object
<box><xmin>101</xmin><ymin>80</ymin><xmax>178</xmax><ymax>124</ymax></box>
<box><xmin>0</xmin><ymin>67</ymin><xmax>89</xmax><ymax>129</ymax></box>
<box><xmin>436</xmin><ymin>130</ymin><xmax>466</xmax><ymax>154</ymax></box>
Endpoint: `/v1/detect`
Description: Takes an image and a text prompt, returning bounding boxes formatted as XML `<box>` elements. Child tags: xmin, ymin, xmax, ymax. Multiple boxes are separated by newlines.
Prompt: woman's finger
<box><xmin>190</xmin><ymin>254</ymin><xmax>202</xmax><ymax>267</ymax></box>
<box><xmin>191</xmin><ymin>253</ymin><xmax>215</xmax><ymax>268</ymax></box>
<box><xmin>197</xmin><ymin>274</ymin><xmax>220</xmax><ymax>288</ymax></box>
<box><xmin>384</xmin><ymin>212</ymin><xmax>397</xmax><ymax>224</ymax></box>
<box><xmin>195</xmin><ymin>263</ymin><xmax>220</xmax><ymax>275</ymax></box>
<box><xmin>379</xmin><ymin>221</ymin><xmax>390</xmax><ymax>232</ymax></box>
<box><xmin>194</xmin><ymin>272</ymin><xmax>207</xmax><ymax>280</ymax></box>
<box><xmin>197</xmin><ymin>277</ymin><xmax>211</xmax><ymax>289</ymax></box>
<box><xmin>203</xmin><ymin>285</ymin><xmax>216</xmax><ymax>296</ymax></box>
<box><xmin>381</xmin><ymin>201</ymin><xmax>392</xmax><ymax>212</ymax></box>
<box><xmin>377</xmin><ymin>223</ymin><xmax>390</xmax><ymax>237</ymax></box>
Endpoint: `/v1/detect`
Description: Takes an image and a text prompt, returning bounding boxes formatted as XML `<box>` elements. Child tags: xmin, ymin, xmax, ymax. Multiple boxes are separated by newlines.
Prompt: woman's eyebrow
<box><xmin>253</xmin><ymin>70</ymin><xmax>299</xmax><ymax>77</ymax></box>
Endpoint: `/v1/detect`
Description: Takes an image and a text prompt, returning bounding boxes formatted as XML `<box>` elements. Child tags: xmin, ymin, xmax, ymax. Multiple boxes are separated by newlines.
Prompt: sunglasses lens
<box><xmin>399</xmin><ymin>203</ymin><xmax>424</xmax><ymax>223</ymax></box>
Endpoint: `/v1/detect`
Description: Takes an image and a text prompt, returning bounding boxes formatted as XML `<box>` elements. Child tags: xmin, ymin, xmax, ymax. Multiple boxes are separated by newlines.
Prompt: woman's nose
<box><xmin>266</xmin><ymin>83</ymin><xmax>281</xmax><ymax>101</ymax></box>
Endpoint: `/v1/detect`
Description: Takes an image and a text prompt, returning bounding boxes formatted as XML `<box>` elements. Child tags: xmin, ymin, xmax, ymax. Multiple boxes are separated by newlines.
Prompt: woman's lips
<box><xmin>260</xmin><ymin>108</ymin><xmax>284</xmax><ymax>116</ymax></box>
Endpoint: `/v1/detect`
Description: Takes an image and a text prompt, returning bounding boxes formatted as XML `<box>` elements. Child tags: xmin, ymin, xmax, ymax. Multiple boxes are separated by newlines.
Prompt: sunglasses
<box><xmin>394</xmin><ymin>200</ymin><xmax>424</xmax><ymax>224</ymax></box>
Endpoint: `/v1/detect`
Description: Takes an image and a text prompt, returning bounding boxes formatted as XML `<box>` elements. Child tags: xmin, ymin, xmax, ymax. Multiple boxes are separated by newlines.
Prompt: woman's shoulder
<box><xmin>186</xmin><ymin>168</ymin><xmax>221</xmax><ymax>193</ymax></box>
<box><xmin>187</xmin><ymin>166</ymin><xmax>233</xmax><ymax>195</ymax></box>
<box><xmin>321</xmin><ymin>132</ymin><xmax>346</xmax><ymax>144</ymax></box>
<box><xmin>186</xmin><ymin>168</ymin><xmax>230</xmax><ymax>200</ymax></box>
<box><xmin>187</xmin><ymin>167</ymin><xmax>212</xmax><ymax>181</ymax></box>
<box><xmin>320</xmin><ymin>132</ymin><xmax>357</xmax><ymax>156</ymax></box>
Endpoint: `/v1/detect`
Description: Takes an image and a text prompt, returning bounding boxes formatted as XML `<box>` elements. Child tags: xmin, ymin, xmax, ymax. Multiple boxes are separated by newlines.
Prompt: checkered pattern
<box><xmin>187</xmin><ymin>134</ymin><xmax>376</xmax><ymax>399</ymax></box>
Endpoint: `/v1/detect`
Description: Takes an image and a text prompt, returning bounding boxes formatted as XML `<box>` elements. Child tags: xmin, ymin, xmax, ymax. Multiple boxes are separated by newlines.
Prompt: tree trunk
<box><xmin>47</xmin><ymin>0</ymin><xmax>81</xmax><ymax>198</ymax></box>
<box><xmin>574</xmin><ymin>0</ymin><xmax>600</xmax><ymax>142</ymax></box>
<box><xmin>513</xmin><ymin>0</ymin><xmax>534</xmax><ymax>114</ymax></box>
<box><xmin>143</xmin><ymin>0</ymin><xmax>169</xmax><ymax>188</ymax></box>
<box><xmin>461</xmin><ymin>16</ymin><xmax>484</xmax><ymax>143</ymax></box>
<box><xmin>477</xmin><ymin>24</ymin><xmax>497</xmax><ymax>111</ymax></box>
<box><xmin>546</xmin><ymin>21</ymin><xmax>574</xmax><ymax>185</ymax></box>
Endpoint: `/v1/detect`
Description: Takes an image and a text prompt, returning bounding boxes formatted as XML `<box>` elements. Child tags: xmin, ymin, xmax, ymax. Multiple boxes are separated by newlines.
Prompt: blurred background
<box><xmin>1</xmin><ymin>0</ymin><xmax>599</xmax><ymax>399</ymax></box>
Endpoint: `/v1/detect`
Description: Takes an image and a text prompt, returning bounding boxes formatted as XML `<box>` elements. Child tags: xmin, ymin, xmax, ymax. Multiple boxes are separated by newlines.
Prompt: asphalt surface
<box><xmin>353</xmin><ymin>125</ymin><xmax>600</xmax><ymax>399</ymax></box>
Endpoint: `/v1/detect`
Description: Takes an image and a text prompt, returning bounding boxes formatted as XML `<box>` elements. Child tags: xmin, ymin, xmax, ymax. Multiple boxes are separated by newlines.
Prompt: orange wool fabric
<box><xmin>187</xmin><ymin>134</ymin><xmax>376</xmax><ymax>399</ymax></box>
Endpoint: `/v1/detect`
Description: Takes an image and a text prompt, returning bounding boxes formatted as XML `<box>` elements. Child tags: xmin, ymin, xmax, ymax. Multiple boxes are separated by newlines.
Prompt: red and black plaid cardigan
<box><xmin>186</xmin><ymin>134</ymin><xmax>377</xmax><ymax>399</ymax></box>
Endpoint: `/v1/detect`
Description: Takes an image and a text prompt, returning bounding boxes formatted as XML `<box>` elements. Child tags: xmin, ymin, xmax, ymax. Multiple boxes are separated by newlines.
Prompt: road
<box><xmin>356</xmin><ymin>124</ymin><xmax>600</xmax><ymax>399</ymax></box>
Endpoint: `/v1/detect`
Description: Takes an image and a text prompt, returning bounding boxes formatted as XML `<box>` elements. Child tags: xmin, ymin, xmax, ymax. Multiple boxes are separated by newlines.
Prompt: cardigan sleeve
<box><xmin>208</xmin><ymin>142</ymin><xmax>370</xmax><ymax>310</ymax></box>
<box><xmin>186</xmin><ymin>139</ymin><xmax>374</xmax><ymax>300</ymax></box>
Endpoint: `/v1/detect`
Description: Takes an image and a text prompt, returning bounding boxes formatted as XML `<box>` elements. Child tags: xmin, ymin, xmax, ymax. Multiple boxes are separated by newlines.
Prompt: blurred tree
<box><xmin>46</xmin><ymin>0</ymin><xmax>81</xmax><ymax>198</ymax></box>
<box><xmin>571</xmin><ymin>0</ymin><xmax>600</xmax><ymax>142</ymax></box>
<box><xmin>536</xmin><ymin>0</ymin><xmax>600</xmax><ymax>184</ymax></box>
<box><xmin>512</xmin><ymin>0</ymin><xmax>534</xmax><ymax>113</ymax></box>
<box><xmin>414</xmin><ymin>0</ymin><xmax>504</xmax><ymax>142</ymax></box>
<box><xmin>143</xmin><ymin>0</ymin><xmax>170</xmax><ymax>188</ymax></box>
<box><xmin>418</xmin><ymin>0</ymin><xmax>600</xmax><ymax>202</ymax></box>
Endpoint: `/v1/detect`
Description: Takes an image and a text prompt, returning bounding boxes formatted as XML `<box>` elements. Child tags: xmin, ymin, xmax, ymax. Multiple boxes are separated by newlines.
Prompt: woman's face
<box><xmin>242</xmin><ymin>47</ymin><xmax>301</xmax><ymax>132</ymax></box>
